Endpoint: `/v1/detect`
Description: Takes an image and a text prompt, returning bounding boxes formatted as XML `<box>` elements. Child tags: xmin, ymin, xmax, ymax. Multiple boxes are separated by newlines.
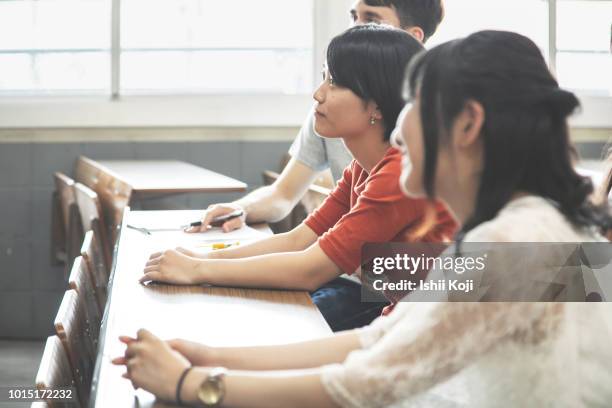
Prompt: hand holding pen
<box><xmin>185</xmin><ymin>206</ymin><xmax>246</xmax><ymax>233</ymax></box>
<box><xmin>126</xmin><ymin>209</ymin><xmax>245</xmax><ymax>236</ymax></box>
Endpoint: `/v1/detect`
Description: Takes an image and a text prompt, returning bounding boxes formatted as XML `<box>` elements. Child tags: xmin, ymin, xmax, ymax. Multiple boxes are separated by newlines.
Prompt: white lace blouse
<box><xmin>321</xmin><ymin>196</ymin><xmax>612</xmax><ymax>407</ymax></box>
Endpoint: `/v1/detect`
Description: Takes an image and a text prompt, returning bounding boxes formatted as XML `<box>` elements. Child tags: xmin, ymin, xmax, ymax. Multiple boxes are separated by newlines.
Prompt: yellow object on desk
<box><xmin>197</xmin><ymin>242</ymin><xmax>240</xmax><ymax>250</ymax></box>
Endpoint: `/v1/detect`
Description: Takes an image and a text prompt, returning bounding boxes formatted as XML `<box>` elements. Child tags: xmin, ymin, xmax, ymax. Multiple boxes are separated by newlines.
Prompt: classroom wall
<box><xmin>0</xmin><ymin>128</ymin><xmax>295</xmax><ymax>339</ymax></box>
<box><xmin>0</xmin><ymin>127</ymin><xmax>609</xmax><ymax>340</ymax></box>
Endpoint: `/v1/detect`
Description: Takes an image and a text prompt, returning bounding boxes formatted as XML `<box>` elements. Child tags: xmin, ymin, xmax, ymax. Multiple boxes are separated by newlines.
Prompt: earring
<box><xmin>370</xmin><ymin>117</ymin><xmax>376</xmax><ymax>125</ymax></box>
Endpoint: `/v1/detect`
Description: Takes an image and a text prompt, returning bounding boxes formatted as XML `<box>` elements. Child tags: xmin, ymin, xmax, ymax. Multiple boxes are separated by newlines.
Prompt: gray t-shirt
<box><xmin>288</xmin><ymin>108</ymin><xmax>354</xmax><ymax>184</ymax></box>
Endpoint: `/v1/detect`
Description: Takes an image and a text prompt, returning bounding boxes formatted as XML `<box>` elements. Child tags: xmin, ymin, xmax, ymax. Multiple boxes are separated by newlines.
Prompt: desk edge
<box><xmin>89</xmin><ymin>207</ymin><xmax>130</xmax><ymax>408</ymax></box>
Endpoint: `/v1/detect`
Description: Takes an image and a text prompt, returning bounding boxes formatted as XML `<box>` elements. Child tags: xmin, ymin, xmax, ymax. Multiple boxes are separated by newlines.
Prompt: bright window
<box><xmin>0</xmin><ymin>0</ymin><xmax>314</xmax><ymax>96</ymax></box>
<box><xmin>556</xmin><ymin>0</ymin><xmax>612</xmax><ymax>95</ymax></box>
<box><xmin>428</xmin><ymin>0</ymin><xmax>549</xmax><ymax>56</ymax></box>
<box><xmin>120</xmin><ymin>0</ymin><xmax>314</xmax><ymax>94</ymax></box>
<box><xmin>0</xmin><ymin>0</ymin><xmax>110</xmax><ymax>95</ymax></box>
<box><xmin>0</xmin><ymin>0</ymin><xmax>608</xmax><ymax>128</ymax></box>
<box><xmin>428</xmin><ymin>0</ymin><xmax>612</xmax><ymax>97</ymax></box>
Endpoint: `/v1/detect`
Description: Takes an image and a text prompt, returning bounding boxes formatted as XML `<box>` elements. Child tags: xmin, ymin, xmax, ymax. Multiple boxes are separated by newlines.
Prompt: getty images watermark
<box><xmin>370</xmin><ymin>251</ymin><xmax>487</xmax><ymax>293</ymax></box>
<box><xmin>360</xmin><ymin>242</ymin><xmax>612</xmax><ymax>303</ymax></box>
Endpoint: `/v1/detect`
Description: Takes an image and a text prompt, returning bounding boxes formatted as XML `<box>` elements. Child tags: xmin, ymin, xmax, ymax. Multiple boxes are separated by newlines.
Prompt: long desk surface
<box><xmin>90</xmin><ymin>210</ymin><xmax>331</xmax><ymax>408</ymax></box>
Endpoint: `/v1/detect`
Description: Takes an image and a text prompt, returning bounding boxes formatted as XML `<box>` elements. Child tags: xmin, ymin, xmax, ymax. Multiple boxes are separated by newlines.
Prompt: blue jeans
<box><xmin>310</xmin><ymin>277</ymin><xmax>388</xmax><ymax>332</ymax></box>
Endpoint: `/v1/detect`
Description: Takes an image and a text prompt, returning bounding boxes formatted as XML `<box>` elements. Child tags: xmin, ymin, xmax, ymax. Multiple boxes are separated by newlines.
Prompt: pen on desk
<box><xmin>189</xmin><ymin>209</ymin><xmax>244</xmax><ymax>228</ymax></box>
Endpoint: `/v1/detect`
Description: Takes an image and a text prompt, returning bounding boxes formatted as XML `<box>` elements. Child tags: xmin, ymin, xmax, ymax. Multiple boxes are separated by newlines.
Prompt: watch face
<box><xmin>198</xmin><ymin>381</ymin><xmax>222</xmax><ymax>405</ymax></box>
<box><xmin>197</xmin><ymin>368</ymin><xmax>226</xmax><ymax>406</ymax></box>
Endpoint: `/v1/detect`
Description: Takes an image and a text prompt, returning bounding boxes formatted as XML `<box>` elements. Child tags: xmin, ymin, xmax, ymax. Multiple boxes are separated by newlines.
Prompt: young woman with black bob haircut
<box><xmin>135</xmin><ymin>25</ymin><xmax>456</xmax><ymax>331</ymax></box>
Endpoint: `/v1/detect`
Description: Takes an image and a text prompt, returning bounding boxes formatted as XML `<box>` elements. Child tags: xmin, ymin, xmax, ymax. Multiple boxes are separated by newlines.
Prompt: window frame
<box><xmin>548</xmin><ymin>0</ymin><xmax>612</xmax><ymax>128</ymax></box>
<box><xmin>0</xmin><ymin>0</ymin><xmax>609</xmax><ymax>129</ymax></box>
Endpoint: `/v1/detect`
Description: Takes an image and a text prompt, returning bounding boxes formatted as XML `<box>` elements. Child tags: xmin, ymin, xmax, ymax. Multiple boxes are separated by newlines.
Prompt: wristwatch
<box><xmin>196</xmin><ymin>367</ymin><xmax>227</xmax><ymax>407</ymax></box>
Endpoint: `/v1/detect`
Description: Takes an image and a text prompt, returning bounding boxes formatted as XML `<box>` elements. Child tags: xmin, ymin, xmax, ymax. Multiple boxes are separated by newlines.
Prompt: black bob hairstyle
<box><xmin>363</xmin><ymin>0</ymin><xmax>444</xmax><ymax>42</ymax></box>
<box><xmin>405</xmin><ymin>30</ymin><xmax>612</xmax><ymax>237</ymax></box>
<box><xmin>327</xmin><ymin>24</ymin><xmax>423</xmax><ymax>141</ymax></box>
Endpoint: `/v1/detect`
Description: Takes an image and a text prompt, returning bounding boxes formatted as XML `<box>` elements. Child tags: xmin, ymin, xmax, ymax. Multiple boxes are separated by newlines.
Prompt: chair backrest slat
<box><xmin>54</xmin><ymin>290</ymin><xmax>95</xmax><ymax>407</ymax></box>
<box><xmin>73</xmin><ymin>183</ymin><xmax>112</xmax><ymax>275</ymax></box>
<box><xmin>68</xmin><ymin>256</ymin><xmax>102</xmax><ymax>349</ymax></box>
<box><xmin>74</xmin><ymin>156</ymin><xmax>132</xmax><ymax>244</ymax></box>
<box><xmin>53</xmin><ymin>172</ymin><xmax>84</xmax><ymax>270</ymax></box>
<box><xmin>35</xmin><ymin>335</ymin><xmax>80</xmax><ymax>408</ymax></box>
<box><xmin>80</xmin><ymin>231</ymin><xmax>109</xmax><ymax>312</ymax></box>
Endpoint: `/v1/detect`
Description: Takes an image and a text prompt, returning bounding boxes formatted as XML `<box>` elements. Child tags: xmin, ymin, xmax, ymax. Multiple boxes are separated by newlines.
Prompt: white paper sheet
<box><xmin>127</xmin><ymin>210</ymin><xmax>269</xmax><ymax>254</ymax></box>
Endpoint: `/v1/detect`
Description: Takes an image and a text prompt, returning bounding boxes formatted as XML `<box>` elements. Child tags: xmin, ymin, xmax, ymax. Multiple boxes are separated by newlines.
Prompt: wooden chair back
<box><xmin>589</xmin><ymin>155</ymin><xmax>612</xmax><ymax>241</ymax></box>
<box><xmin>74</xmin><ymin>156</ymin><xmax>132</xmax><ymax>244</ymax></box>
<box><xmin>262</xmin><ymin>170</ymin><xmax>296</xmax><ymax>233</ymax></box>
<box><xmin>34</xmin><ymin>335</ymin><xmax>80</xmax><ymax>408</ymax></box>
<box><xmin>603</xmin><ymin>164</ymin><xmax>612</xmax><ymax>241</ymax></box>
<box><xmin>73</xmin><ymin>183</ymin><xmax>112</xmax><ymax>274</ymax></box>
<box><xmin>261</xmin><ymin>169</ymin><xmax>331</xmax><ymax>233</ymax></box>
<box><xmin>52</xmin><ymin>172</ymin><xmax>84</xmax><ymax>271</ymax></box>
<box><xmin>73</xmin><ymin>156</ymin><xmax>101</xmax><ymax>191</ymax></box>
<box><xmin>68</xmin><ymin>256</ymin><xmax>103</xmax><ymax>349</ymax></box>
<box><xmin>301</xmin><ymin>181</ymin><xmax>331</xmax><ymax>214</ymax></box>
<box><xmin>54</xmin><ymin>290</ymin><xmax>95</xmax><ymax>407</ymax></box>
<box><xmin>600</xmin><ymin>161</ymin><xmax>612</xmax><ymax>204</ymax></box>
<box><xmin>80</xmin><ymin>231</ymin><xmax>109</xmax><ymax>311</ymax></box>
<box><xmin>605</xmin><ymin>166</ymin><xmax>612</xmax><ymax>242</ymax></box>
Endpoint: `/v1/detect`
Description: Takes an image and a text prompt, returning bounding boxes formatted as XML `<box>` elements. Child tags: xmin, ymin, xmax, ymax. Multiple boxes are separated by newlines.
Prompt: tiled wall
<box><xmin>0</xmin><ymin>138</ymin><xmax>292</xmax><ymax>339</ymax></box>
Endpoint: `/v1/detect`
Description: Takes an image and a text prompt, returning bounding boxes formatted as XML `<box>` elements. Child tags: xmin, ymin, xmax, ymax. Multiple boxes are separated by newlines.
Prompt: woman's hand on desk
<box><xmin>112</xmin><ymin>329</ymin><xmax>191</xmax><ymax>402</ymax></box>
<box><xmin>141</xmin><ymin>249</ymin><xmax>203</xmax><ymax>285</ymax></box>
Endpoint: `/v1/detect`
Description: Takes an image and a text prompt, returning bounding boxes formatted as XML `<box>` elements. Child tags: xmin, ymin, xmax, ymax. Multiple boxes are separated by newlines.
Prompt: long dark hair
<box><xmin>327</xmin><ymin>24</ymin><xmax>424</xmax><ymax>141</ymax></box>
<box><xmin>405</xmin><ymin>30</ymin><xmax>612</xmax><ymax>237</ymax></box>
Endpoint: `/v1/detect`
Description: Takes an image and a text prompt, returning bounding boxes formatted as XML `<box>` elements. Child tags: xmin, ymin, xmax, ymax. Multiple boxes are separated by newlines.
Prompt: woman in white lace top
<box><xmin>113</xmin><ymin>30</ymin><xmax>612</xmax><ymax>407</ymax></box>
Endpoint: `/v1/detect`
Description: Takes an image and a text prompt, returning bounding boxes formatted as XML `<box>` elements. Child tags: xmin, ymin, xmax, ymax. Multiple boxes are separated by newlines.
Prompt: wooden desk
<box><xmin>96</xmin><ymin>160</ymin><xmax>247</xmax><ymax>194</ymax></box>
<box><xmin>90</xmin><ymin>210</ymin><xmax>331</xmax><ymax>408</ymax></box>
